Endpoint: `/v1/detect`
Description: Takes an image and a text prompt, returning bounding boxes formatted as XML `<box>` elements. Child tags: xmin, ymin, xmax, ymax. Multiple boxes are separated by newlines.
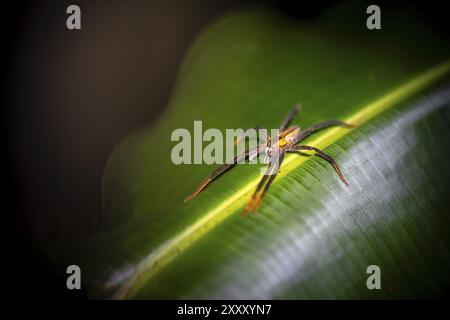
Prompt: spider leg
<box><xmin>241</xmin><ymin>166</ymin><xmax>272</xmax><ymax>217</ymax></box>
<box><xmin>184</xmin><ymin>146</ymin><xmax>261</xmax><ymax>203</ymax></box>
<box><xmin>296</xmin><ymin>120</ymin><xmax>355</xmax><ymax>143</ymax></box>
<box><xmin>279</xmin><ymin>104</ymin><xmax>301</xmax><ymax>132</ymax></box>
<box><xmin>287</xmin><ymin>145</ymin><xmax>348</xmax><ymax>186</ymax></box>
<box><xmin>241</xmin><ymin>150</ymin><xmax>286</xmax><ymax>217</ymax></box>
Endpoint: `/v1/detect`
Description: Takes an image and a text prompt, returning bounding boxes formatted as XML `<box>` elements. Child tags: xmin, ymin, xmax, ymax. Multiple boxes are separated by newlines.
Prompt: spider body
<box><xmin>261</xmin><ymin>125</ymin><xmax>299</xmax><ymax>163</ymax></box>
<box><xmin>184</xmin><ymin>105</ymin><xmax>355</xmax><ymax>217</ymax></box>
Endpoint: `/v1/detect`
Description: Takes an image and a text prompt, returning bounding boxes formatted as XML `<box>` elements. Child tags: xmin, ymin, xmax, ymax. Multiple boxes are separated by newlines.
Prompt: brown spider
<box><xmin>184</xmin><ymin>105</ymin><xmax>355</xmax><ymax>217</ymax></box>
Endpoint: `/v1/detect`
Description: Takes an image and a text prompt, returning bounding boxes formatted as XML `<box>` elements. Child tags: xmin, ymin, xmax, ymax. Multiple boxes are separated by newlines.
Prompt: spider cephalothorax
<box><xmin>184</xmin><ymin>105</ymin><xmax>355</xmax><ymax>217</ymax></box>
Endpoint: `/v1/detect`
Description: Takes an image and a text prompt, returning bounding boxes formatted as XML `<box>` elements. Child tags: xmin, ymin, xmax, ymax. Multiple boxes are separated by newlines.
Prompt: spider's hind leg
<box><xmin>241</xmin><ymin>151</ymin><xmax>286</xmax><ymax>217</ymax></box>
<box><xmin>287</xmin><ymin>145</ymin><xmax>349</xmax><ymax>186</ymax></box>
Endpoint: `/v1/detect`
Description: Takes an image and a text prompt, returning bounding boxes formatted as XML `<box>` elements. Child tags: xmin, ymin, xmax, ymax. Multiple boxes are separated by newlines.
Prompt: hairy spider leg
<box><xmin>241</xmin><ymin>150</ymin><xmax>286</xmax><ymax>217</ymax></box>
<box><xmin>184</xmin><ymin>146</ymin><xmax>262</xmax><ymax>203</ymax></box>
<box><xmin>287</xmin><ymin>145</ymin><xmax>348</xmax><ymax>186</ymax></box>
<box><xmin>295</xmin><ymin>120</ymin><xmax>355</xmax><ymax>143</ymax></box>
<box><xmin>279</xmin><ymin>104</ymin><xmax>301</xmax><ymax>132</ymax></box>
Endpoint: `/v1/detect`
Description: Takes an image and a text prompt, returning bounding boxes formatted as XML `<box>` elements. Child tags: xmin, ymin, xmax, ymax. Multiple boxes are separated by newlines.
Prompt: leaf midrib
<box><xmin>113</xmin><ymin>60</ymin><xmax>450</xmax><ymax>299</ymax></box>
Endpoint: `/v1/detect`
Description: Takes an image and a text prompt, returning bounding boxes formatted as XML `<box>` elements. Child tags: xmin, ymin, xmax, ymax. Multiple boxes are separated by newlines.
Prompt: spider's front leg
<box><xmin>296</xmin><ymin>120</ymin><xmax>356</xmax><ymax>142</ymax></box>
<box><xmin>184</xmin><ymin>146</ymin><xmax>261</xmax><ymax>203</ymax></box>
<box><xmin>279</xmin><ymin>104</ymin><xmax>301</xmax><ymax>131</ymax></box>
<box><xmin>287</xmin><ymin>145</ymin><xmax>349</xmax><ymax>186</ymax></box>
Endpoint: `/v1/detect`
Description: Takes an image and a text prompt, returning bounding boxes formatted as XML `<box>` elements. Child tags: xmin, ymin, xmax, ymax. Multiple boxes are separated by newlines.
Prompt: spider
<box><xmin>184</xmin><ymin>105</ymin><xmax>355</xmax><ymax>217</ymax></box>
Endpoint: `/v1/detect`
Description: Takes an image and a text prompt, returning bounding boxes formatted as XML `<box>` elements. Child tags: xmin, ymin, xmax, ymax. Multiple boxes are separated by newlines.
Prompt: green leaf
<box><xmin>48</xmin><ymin>3</ymin><xmax>450</xmax><ymax>299</ymax></box>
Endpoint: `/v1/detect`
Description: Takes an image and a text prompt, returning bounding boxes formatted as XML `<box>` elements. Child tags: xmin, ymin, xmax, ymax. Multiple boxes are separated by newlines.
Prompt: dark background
<box><xmin>3</xmin><ymin>0</ymin><xmax>449</xmax><ymax>299</ymax></box>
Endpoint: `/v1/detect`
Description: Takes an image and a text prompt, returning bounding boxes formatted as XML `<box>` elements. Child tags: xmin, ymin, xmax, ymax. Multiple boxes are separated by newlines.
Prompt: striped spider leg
<box><xmin>184</xmin><ymin>131</ymin><xmax>266</xmax><ymax>203</ymax></box>
<box><xmin>285</xmin><ymin>119</ymin><xmax>356</xmax><ymax>187</ymax></box>
<box><xmin>286</xmin><ymin>145</ymin><xmax>348</xmax><ymax>186</ymax></box>
<box><xmin>241</xmin><ymin>149</ymin><xmax>286</xmax><ymax>217</ymax></box>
